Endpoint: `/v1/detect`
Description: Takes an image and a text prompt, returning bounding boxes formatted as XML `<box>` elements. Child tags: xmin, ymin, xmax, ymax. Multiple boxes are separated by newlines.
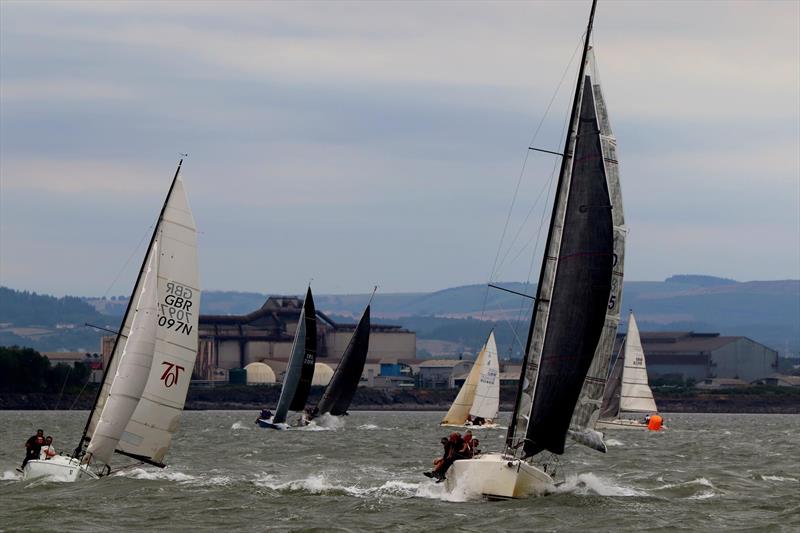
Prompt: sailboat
<box><xmin>257</xmin><ymin>287</ymin><xmax>318</xmax><ymax>429</ymax></box>
<box><xmin>440</xmin><ymin>0</ymin><xmax>627</xmax><ymax>499</ymax></box>
<box><xmin>22</xmin><ymin>160</ymin><xmax>200</xmax><ymax>482</ymax></box>
<box><xmin>440</xmin><ymin>331</ymin><xmax>500</xmax><ymax>428</ymax></box>
<box><xmin>312</xmin><ymin>301</ymin><xmax>371</xmax><ymax>418</ymax></box>
<box><xmin>596</xmin><ymin>312</ymin><xmax>662</xmax><ymax>430</ymax></box>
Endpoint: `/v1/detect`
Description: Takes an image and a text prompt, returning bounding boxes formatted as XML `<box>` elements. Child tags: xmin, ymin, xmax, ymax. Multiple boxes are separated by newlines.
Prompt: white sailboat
<box><xmin>441</xmin><ymin>0</ymin><xmax>627</xmax><ymax>499</ymax></box>
<box><xmin>596</xmin><ymin>312</ymin><xmax>662</xmax><ymax>430</ymax></box>
<box><xmin>22</xmin><ymin>161</ymin><xmax>200</xmax><ymax>482</ymax></box>
<box><xmin>440</xmin><ymin>331</ymin><xmax>500</xmax><ymax>428</ymax></box>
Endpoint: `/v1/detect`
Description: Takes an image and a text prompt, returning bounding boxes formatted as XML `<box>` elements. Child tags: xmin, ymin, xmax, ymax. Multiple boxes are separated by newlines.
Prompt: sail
<box><xmin>273</xmin><ymin>289</ymin><xmax>316</xmax><ymax>423</ymax></box>
<box><xmin>441</xmin><ymin>334</ymin><xmax>490</xmax><ymax>425</ymax></box>
<box><xmin>81</xmin><ymin>163</ymin><xmax>199</xmax><ymax>468</ymax></box>
<box><xmin>598</xmin><ymin>350</ymin><xmax>623</xmax><ymax>420</ymax></box>
<box><xmin>508</xmin><ymin>14</ymin><xmax>616</xmax><ymax>456</ymax></box>
<box><xmin>115</xmin><ymin>175</ymin><xmax>200</xmax><ymax>465</ymax></box>
<box><xmin>290</xmin><ymin>288</ymin><xmax>317</xmax><ymax>411</ymax></box>
<box><xmin>469</xmin><ymin>331</ymin><xmax>499</xmax><ymax>421</ymax></box>
<box><xmin>85</xmin><ymin>244</ymin><xmax>159</xmax><ymax>465</ymax></box>
<box><xmin>619</xmin><ymin>313</ymin><xmax>657</xmax><ymax>414</ymax></box>
<box><xmin>316</xmin><ymin>305</ymin><xmax>371</xmax><ymax>416</ymax></box>
<box><xmin>568</xmin><ymin>48</ymin><xmax>627</xmax><ymax>438</ymax></box>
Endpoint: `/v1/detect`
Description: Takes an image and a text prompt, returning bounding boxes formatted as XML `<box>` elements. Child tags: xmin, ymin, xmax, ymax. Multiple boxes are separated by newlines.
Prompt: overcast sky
<box><xmin>1</xmin><ymin>0</ymin><xmax>798</xmax><ymax>297</ymax></box>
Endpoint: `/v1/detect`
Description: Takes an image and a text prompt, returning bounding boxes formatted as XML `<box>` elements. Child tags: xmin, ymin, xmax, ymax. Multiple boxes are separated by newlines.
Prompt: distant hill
<box><xmin>2</xmin><ymin>275</ymin><xmax>798</xmax><ymax>357</ymax></box>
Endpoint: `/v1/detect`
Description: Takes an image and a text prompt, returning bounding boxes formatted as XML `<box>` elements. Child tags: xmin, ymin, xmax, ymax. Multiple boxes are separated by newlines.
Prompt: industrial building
<box><xmin>632</xmin><ymin>331</ymin><xmax>778</xmax><ymax>383</ymax></box>
<box><xmin>193</xmin><ymin>295</ymin><xmax>416</xmax><ymax>382</ymax></box>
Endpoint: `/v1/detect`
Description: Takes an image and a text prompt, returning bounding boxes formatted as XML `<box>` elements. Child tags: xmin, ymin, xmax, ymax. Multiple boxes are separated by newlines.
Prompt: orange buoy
<box><xmin>647</xmin><ymin>414</ymin><xmax>663</xmax><ymax>431</ymax></box>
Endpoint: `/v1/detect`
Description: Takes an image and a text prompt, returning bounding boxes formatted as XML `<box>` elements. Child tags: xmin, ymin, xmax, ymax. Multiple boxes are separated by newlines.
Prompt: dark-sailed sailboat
<box><xmin>312</xmin><ymin>302</ymin><xmax>371</xmax><ymax>418</ymax></box>
<box><xmin>258</xmin><ymin>287</ymin><xmax>318</xmax><ymax>429</ymax></box>
<box><xmin>442</xmin><ymin>0</ymin><xmax>627</xmax><ymax>498</ymax></box>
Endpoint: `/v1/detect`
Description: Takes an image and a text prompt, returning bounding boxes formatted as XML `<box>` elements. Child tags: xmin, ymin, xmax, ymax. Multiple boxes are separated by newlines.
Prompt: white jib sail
<box><xmin>116</xmin><ymin>175</ymin><xmax>200</xmax><ymax>464</ymax></box>
<box><xmin>619</xmin><ymin>313</ymin><xmax>657</xmax><ymax>414</ymax></box>
<box><xmin>469</xmin><ymin>331</ymin><xmax>499</xmax><ymax>421</ymax></box>
<box><xmin>441</xmin><ymin>335</ymin><xmax>489</xmax><ymax>425</ymax></box>
<box><xmin>86</xmin><ymin>243</ymin><xmax>159</xmax><ymax>465</ymax></box>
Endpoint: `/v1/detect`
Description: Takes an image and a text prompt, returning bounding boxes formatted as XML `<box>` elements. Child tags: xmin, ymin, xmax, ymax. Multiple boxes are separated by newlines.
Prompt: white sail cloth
<box><xmin>619</xmin><ymin>313</ymin><xmax>657</xmax><ymax>414</ymax></box>
<box><xmin>86</xmin><ymin>174</ymin><xmax>200</xmax><ymax>466</ymax></box>
<box><xmin>86</xmin><ymin>244</ymin><xmax>159</xmax><ymax>465</ymax></box>
<box><xmin>470</xmin><ymin>332</ymin><xmax>499</xmax><ymax>420</ymax></box>
<box><xmin>441</xmin><ymin>332</ymin><xmax>499</xmax><ymax>424</ymax></box>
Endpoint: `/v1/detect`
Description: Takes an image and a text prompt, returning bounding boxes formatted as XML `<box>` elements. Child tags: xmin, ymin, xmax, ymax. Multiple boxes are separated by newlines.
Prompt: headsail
<box><xmin>273</xmin><ymin>288</ymin><xmax>317</xmax><ymax>424</ymax></box>
<box><xmin>85</xmin><ymin>244</ymin><xmax>159</xmax><ymax>465</ymax></box>
<box><xmin>568</xmin><ymin>47</ymin><xmax>627</xmax><ymax>443</ymax></box>
<box><xmin>506</xmin><ymin>0</ymin><xmax>618</xmax><ymax>458</ymax></box>
<box><xmin>316</xmin><ymin>304</ymin><xmax>371</xmax><ymax>416</ymax></box>
<box><xmin>619</xmin><ymin>313</ymin><xmax>657</xmax><ymax>414</ymax></box>
<box><xmin>441</xmin><ymin>331</ymin><xmax>492</xmax><ymax>425</ymax></box>
<box><xmin>469</xmin><ymin>331</ymin><xmax>499</xmax><ymax>421</ymax></box>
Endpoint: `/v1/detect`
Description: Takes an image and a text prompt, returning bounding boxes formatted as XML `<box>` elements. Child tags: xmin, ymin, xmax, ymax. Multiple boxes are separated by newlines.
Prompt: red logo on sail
<box><xmin>161</xmin><ymin>362</ymin><xmax>185</xmax><ymax>387</ymax></box>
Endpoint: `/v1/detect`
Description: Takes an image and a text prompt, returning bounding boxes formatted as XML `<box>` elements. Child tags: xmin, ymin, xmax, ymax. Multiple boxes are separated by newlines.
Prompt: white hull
<box><xmin>22</xmin><ymin>456</ymin><xmax>99</xmax><ymax>482</ymax></box>
<box><xmin>440</xmin><ymin>422</ymin><xmax>500</xmax><ymax>430</ymax></box>
<box><xmin>596</xmin><ymin>418</ymin><xmax>666</xmax><ymax>431</ymax></box>
<box><xmin>443</xmin><ymin>452</ymin><xmax>553</xmax><ymax>499</ymax></box>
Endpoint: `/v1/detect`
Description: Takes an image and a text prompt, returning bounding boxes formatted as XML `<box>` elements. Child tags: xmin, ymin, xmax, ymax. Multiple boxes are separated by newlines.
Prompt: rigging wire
<box><xmin>480</xmin><ymin>34</ymin><xmax>585</xmax><ymax>324</ymax></box>
<box><xmin>100</xmin><ymin>223</ymin><xmax>154</xmax><ymax>300</ymax></box>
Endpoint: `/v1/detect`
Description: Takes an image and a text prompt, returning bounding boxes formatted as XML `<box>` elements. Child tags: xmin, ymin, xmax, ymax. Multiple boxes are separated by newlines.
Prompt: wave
<box><xmin>761</xmin><ymin>475</ymin><xmax>799</xmax><ymax>483</ymax></box>
<box><xmin>1</xmin><ymin>470</ymin><xmax>21</xmax><ymax>481</ymax></box>
<box><xmin>118</xmin><ymin>468</ymin><xmax>233</xmax><ymax>486</ymax></box>
<box><xmin>553</xmin><ymin>473</ymin><xmax>646</xmax><ymax>497</ymax></box>
<box><xmin>231</xmin><ymin>421</ymin><xmax>252</xmax><ymax>431</ymax></box>
<box><xmin>605</xmin><ymin>438</ymin><xmax>624</xmax><ymax>447</ymax></box>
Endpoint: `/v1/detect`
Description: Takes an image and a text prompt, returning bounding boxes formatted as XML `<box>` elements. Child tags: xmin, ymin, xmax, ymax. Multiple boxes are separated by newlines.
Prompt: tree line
<box><xmin>0</xmin><ymin>346</ymin><xmax>92</xmax><ymax>393</ymax></box>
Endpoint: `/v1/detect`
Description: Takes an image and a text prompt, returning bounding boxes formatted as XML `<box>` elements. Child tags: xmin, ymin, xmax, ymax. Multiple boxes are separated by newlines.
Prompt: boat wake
<box><xmin>1</xmin><ymin>470</ymin><xmax>21</xmax><ymax>481</ymax></box>
<box><xmin>297</xmin><ymin>414</ymin><xmax>345</xmax><ymax>431</ymax></box>
<box><xmin>118</xmin><ymin>468</ymin><xmax>232</xmax><ymax>486</ymax></box>
<box><xmin>651</xmin><ymin>477</ymin><xmax>718</xmax><ymax>499</ymax></box>
<box><xmin>230</xmin><ymin>421</ymin><xmax>252</xmax><ymax>431</ymax></box>
<box><xmin>553</xmin><ymin>473</ymin><xmax>646</xmax><ymax>497</ymax></box>
<box><xmin>253</xmin><ymin>472</ymin><xmax>425</xmax><ymax>499</ymax></box>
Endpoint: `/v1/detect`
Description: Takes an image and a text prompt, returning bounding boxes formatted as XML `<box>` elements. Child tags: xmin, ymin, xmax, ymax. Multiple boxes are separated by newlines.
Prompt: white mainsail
<box><xmin>441</xmin><ymin>333</ymin><xmax>490</xmax><ymax>425</ymax></box>
<box><xmin>84</xmin><ymin>171</ymin><xmax>199</xmax><ymax>466</ymax></box>
<box><xmin>619</xmin><ymin>313</ymin><xmax>657</xmax><ymax>414</ymax></box>
<box><xmin>86</xmin><ymin>244</ymin><xmax>159</xmax><ymax>465</ymax></box>
<box><xmin>469</xmin><ymin>332</ymin><xmax>499</xmax><ymax>420</ymax></box>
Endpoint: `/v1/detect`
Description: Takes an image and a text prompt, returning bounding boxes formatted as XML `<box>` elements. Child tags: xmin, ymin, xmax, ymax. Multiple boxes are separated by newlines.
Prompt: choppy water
<box><xmin>1</xmin><ymin>411</ymin><xmax>798</xmax><ymax>532</ymax></box>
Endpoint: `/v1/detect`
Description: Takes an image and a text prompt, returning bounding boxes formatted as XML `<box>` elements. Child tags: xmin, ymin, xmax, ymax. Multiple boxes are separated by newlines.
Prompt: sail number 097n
<box><xmin>158</xmin><ymin>282</ymin><xmax>194</xmax><ymax>335</ymax></box>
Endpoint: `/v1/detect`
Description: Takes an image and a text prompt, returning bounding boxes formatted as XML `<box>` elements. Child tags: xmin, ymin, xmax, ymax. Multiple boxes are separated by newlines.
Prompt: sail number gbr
<box><xmin>158</xmin><ymin>281</ymin><xmax>194</xmax><ymax>335</ymax></box>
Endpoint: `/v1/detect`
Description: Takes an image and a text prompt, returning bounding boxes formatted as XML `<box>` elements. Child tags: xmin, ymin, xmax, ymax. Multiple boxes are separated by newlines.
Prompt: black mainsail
<box><xmin>289</xmin><ymin>287</ymin><xmax>318</xmax><ymax>411</ymax></box>
<box><xmin>315</xmin><ymin>304</ymin><xmax>371</xmax><ymax>416</ymax></box>
<box><xmin>506</xmin><ymin>0</ymin><xmax>622</xmax><ymax>458</ymax></box>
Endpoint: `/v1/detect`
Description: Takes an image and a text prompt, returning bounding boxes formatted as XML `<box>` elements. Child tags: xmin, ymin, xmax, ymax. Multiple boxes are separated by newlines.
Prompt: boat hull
<box><xmin>440</xmin><ymin>422</ymin><xmax>500</xmax><ymax>430</ymax></box>
<box><xmin>257</xmin><ymin>418</ymin><xmax>289</xmax><ymax>430</ymax></box>
<box><xmin>22</xmin><ymin>456</ymin><xmax>98</xmax><ymax>482</ymax></box>
<box><xmin>596</xmin><ymin>418</ymin><xmax>666</xmax><ymax>430</ymax></box>
<box><xmin>443</xmin><ymin>452</ymin><xmax>553</xmax><ymax>499</ymax></box>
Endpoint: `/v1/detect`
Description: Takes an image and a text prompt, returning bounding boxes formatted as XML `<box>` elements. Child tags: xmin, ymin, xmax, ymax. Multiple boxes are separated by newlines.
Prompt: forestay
<box><xmin>619</xmin><ymin>313</ymin><xmax>657</xmax><ymax>414</ymax></box>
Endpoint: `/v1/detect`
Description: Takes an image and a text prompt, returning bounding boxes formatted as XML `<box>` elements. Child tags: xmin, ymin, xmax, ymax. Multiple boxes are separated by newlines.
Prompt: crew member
<box><xmin>39</xmin><ymin>436</ymin><xmax>57</xmax><ymax>460</ymax></box>
<box><xmin>22</xmin><ymin>430</ymin><xmax>45</xmax><ymax>468</ymax></box>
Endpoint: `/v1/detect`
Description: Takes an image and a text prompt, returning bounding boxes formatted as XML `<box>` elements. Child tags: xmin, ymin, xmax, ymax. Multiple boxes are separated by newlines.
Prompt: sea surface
<box><xmin>1</xmin><ymin>411</ymin><xmax>798</xmax><ymax>532</ymax></box>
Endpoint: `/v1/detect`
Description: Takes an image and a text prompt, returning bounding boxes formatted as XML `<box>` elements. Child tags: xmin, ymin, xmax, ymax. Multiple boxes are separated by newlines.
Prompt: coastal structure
<box><xmin>627</xmin><ymin>331</ymin><xmax>778</xmax><ymax>383</ymax></box>
<box><xmin>42</xmin><ymin>351</ymin><xmax>104</xmax><ymax>382</ymax></box>
<box><xmin>193</xmin><ymin>295</ymin><xmax>415</xmax><ymax>382</ymax></box>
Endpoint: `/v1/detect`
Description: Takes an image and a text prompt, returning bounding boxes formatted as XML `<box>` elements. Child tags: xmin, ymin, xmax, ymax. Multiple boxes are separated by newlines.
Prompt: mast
<box><xmin>75</xmin><ymin>160</ymin><xmax>183</xmax><ymax>457</ymax></box>
<box><xmin>506</xmin><ymin>0</ymin><xmax>598</xmax><ymax>450</ymax></box>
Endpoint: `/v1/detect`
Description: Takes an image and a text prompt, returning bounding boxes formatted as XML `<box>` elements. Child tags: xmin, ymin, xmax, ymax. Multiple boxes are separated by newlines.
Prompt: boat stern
<box><xmin>444</xmin><ymin>452</ymin><xmax>553</xmax><ymax>499</ymax></box>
